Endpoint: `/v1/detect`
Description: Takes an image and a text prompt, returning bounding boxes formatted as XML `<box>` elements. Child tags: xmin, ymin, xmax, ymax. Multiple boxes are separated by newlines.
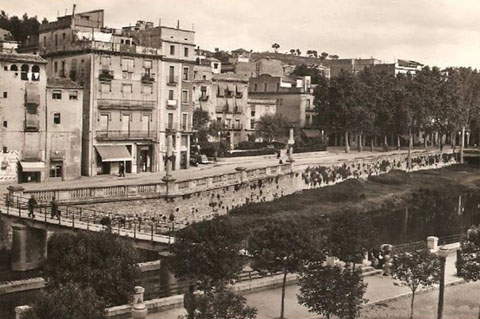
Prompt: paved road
<box><xmin>0</xmin><ymin>147</ymin><xmax>445</xmax><ymax>195</ymax></box>
<box><xmin>147</xmin><ymin>250</ymin><xmax>460</xmax><ymax>319</ymax></box>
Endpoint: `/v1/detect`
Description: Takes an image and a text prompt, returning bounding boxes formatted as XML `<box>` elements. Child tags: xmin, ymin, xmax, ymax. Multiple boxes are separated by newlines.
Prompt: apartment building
<box><xmin>0</xmin><ymin>48</ymin><xmax>83</xmax><ymax>183</ymax></box>
<box><xmin>246</xmin><ymin>98</ymin><xmax>277</xmax><ymax>138</ymax></box>
<box><xmin>38</xmin><ymin>10</ymin><xmax>196</xmax><ymax>176</ymax></box>
<box><xmin>248</xmin><ymin>74</ymin><xmax>315</xmax><ymax>132</ymax></box>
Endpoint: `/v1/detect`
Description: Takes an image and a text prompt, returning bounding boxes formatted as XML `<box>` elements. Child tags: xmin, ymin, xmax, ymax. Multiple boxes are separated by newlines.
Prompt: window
<box><xmin>143</xmin><ymin>84</ymin><xmax>153</xmax><ymax>95</ymax></box>
<box><xmin>182</xmin><ymin>113</ymin><xmax>188</xmax><ymax>130</ymax></box>
<box><xmin>43</xmin><ymin>36</ymin><xmax>46</xmax><ymax>46</ymax></box>
<box><xmin>183</xmin><ymin>67</ymin><xmax>189</xmax><ymax>81</ymax></box>
<box><xmin>122</xmin><ymin>71</ymin><xmax>133</xmax><ymax>79</ymax></box>
<box><xmin>52</xmin><ymin>90</ymin><xmax>62</xmax><ymax>99</ymax></box>
<box><xmin>181</xmin><ymin>135</ymin><xmax>188</xmax><ymax>147</ymax></box>
<box><xmin>69</xmin><ymin>91</ymin><xmax>78</xmax><ymax>100</ymax></box>
<box><xmin>182</xmin><ymin>90</ymin><xmax>188</xmax><ymax>103</ymax></box>
<box><xmin>202</xmin><ymin>75</ymin><xmax>206</xmax><ymax>80</ymax></box>
<box><xmin>306</xmin><ymin>99</ymin><xmax>311</xmax><ymax>109</ymax></box>
<box><xmin>62</xmin><ymin>33</ymin><xmax>66</xmax><ymax>40</ymax></box>
<box><xmin>49</xmin><ymin>161</ymin><xmax>63</xmax><ymax>178</ymax></box>
<box><xmin>276</xmin><ymin>83</ymin><xmax>280</xmax><ymax>91</ymax></box>
<box><xmin>143</xmin><ymin>60</ymin><xmax>152</xmax><ymax>69</ymax></box>
<box><xmin>21</xmin><ymin>64</ymin><xmax>29</xmax><ymax>81</ymax></box>
<box><xmin>169</xmin><ymin>66</ymin><xmax>175</xmax><ymax>82</ymax></box>
<box><xmin>168</xmin><ymin>90</ymin><xmax>174</xmax><ymax>100</ymax></box>
<box><xmin>254</xmin><ymin>83</ymin><xmax>258</xmax><ymax>91</ymax></box>
<box><xmin>54</xmin><ymin>61</ymin><xmax>58</xmax><ymax>73</ymax></box>
<box><xmin>61</xmin><ymin>61</ymin><xmax>65</xmax><ymax>77</ymax></box>
<box><xmin>184</xmin><ymin>47</ymin><xmax>189</xmax><ymax>57</ymax></box>
<box><xmin>169</xmin><ymin>45</ymin><xmax>175</xmax><ymax>55</ymax></box>
<box><xmin>121</xmin><ymin>58</ymin><xmax>134</xmax><ymax>71</ymax></box>
<box><xmin>201</xmin><ymin>86</ymin><xmax>207</xmax><ymax>98</ymax></box>
<box><xmin>193</xmin><ymin>70</ymin><xmax>198</xmax><ymax>79</ymax></box>
<box><xmin>10</xmin><ymin>64</ymin><xmax>18</xmax><ymax>72</ymax></box>
<box><xmin>167</xmin><ymin>113</ymin><xmax>174</xmax><ymax>129</ymax></box>
<box><xmin>32</xmin><ymin>65</ymin><xmax>40</xmax><ymax>81</ymax></box>
<box><xmin>3</xmin><ymin>92</ymin><xmax>7</xmax><ymax>98</ymax></box>
<box><xmin>250</xmin><ymin>119</ymin><xmax>255</xmax><ymax>129</ymax></box>
<box><xmin>101</xmin><ymin>83</ymin><xmax>111</xmax><ymax>93</ymax></box>
<box><xmin>53</xmin><ymin>113</ymin><xmax>61</xmax><ymax>124</ymax></box>
<box><xmin>2</xmin><ymin>147</ymin><xmax>7</xmax><ymax>153</ymax></box>
<box><xmin>99</xmin><ymin>114</ymin><xmax>109</xmax><ymax>131</ymax></box>
<box><xmin>251</xmin><ymin>111</ymin><xmax>255</xmax><ymax>117</ymax></box>
<box><xmin>55</xmin><ymin>34</ymin><xmax>58</xmax><ymax>47</ymax></box>
<box><xmin>264</xmin><ymin>83</ymin><xmax>267</xmax><ymax>92</ymax></box>
<box><xmin>122</xmin><ymin>83</ymin><xmax>133</xmax><ymax>94</ymax></box>
<box><xmin>217</xmin><ymin>117</ymin><xmax>222</xmax><ymax>123</ymax></box>
<box><xmin>213</xmin><ymin>63</ymin><xmax>219</xmax><ymax>70</ymax></box>
<box><xmin>3</xmin><ymin>121</ymin><xmax>7</xmax><ymax>128</ymax></box>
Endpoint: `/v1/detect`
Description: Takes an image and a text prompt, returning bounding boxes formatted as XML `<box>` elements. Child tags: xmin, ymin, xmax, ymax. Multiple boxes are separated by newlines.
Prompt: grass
<box><xmin>218</xmin><ymin>164</ymin><xmax>480</xmax><ymax>236</ymax></box>
<box><xmin>361</xmin><ymin>281</ymin><xmax>480</xmax><ymax>319</ymax></box>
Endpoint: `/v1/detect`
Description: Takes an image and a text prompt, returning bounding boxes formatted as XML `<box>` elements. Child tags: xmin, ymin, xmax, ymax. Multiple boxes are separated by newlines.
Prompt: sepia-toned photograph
<box><xmin>1</xmin><ymin>1</ymin><xmax>480</xmax><ymax>318</ymax></box>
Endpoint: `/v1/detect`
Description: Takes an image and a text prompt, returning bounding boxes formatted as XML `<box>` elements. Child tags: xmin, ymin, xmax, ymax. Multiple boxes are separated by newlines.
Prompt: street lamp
<box><xmin>436</xmin><ymin>246</ymin><xmax>450</xmax><ymax>319</ymax></box>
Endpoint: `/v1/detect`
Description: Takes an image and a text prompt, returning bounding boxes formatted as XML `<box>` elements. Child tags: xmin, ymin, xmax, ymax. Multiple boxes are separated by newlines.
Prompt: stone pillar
<box><xmin>7</xmin><ymin>186</ymin><xmax>24</xmax><ymax>207</ymax></box>
<box><xmin>15</xmin><ymin>305</ymin><xmax>32</xmax><ymax>319</ymax></box>
<box><xmin>362</xmin><ymin>251</ymin><xmax>371</xmax><ymax>266</ymax></box>
<box><xmin>158</xmin><ymin>256</ymin><xmax>178</xmax><ymax>296</ymax></box>
<box><xmin>287</xmin><ymin>127</ymin><xmax>295</xmax><ymax>163</ymax></box>
<box><xmin>11</xmin><ymin>224</ymin><xmax>47</xmax><ymax>271</ymax></box>
<box><xmin>131</xmin><ymin>286</ymin><xmax>148</xmax><ymax>319</ymax></box>
<box><xmin>236</xmin><ymin>167</ymin><xmax>247</xmax><ymax>183</ymax></box>
<box><xmin>427</xmin><ymin>236</ymin><xmax>439</xmax><ymax>252</ymax></box>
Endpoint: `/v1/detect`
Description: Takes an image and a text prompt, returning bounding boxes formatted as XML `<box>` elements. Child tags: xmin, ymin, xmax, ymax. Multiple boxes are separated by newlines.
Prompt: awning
<box><xmin>95</xmin><ymin>145</ymin><xmax>132</xmax><ymax>162</ymax></box>
<box><xmin>303</xmin><ymin>130</ymin><xmax>322</xmax><ymax>138</ymax></box>
<box><xmin>20</xmin><ymin>161</ymin><xmax>45</xmax><ymax>172</ymax></box>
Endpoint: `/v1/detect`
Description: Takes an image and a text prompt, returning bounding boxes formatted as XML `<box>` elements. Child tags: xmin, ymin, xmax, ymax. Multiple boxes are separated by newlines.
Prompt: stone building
<box><xmin>323</xmin><ymin>58</ymin><xmax>382</xmax><ymax>78</ymax></box>
<box><xmin>0</xmin><ymin>49</ymin><xmax>83</xmax><ymax>183</ymax></box>
<box><xmin>246</xmin><ymin>98</ymin><xmax>277</xmax><ymax>138</ymax></box>
<box><xmin>372</xmin><ymin>59</ymin><xmax>423</xmax><ymax>76</ymax></box>
<box><xmin>37</xmin><ymin>10</ymin><xmax>196</xmax><ymax>176</ymax></box>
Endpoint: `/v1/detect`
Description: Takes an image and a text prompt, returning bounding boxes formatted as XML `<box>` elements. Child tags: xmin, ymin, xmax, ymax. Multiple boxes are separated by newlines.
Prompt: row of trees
<box><xmin>314</xmin><ymin>66</ymin><xmax>480</xmax><ymax>160</ymax></box>
<box><xmin>0</xmin><ymin>11</ymin><xmax>47</xmax><ymax>43</ymax></box>
<box><xmin>271</xmin><ymin>43</ymin><xmax>338</xmax><ymax>59</ymax></box>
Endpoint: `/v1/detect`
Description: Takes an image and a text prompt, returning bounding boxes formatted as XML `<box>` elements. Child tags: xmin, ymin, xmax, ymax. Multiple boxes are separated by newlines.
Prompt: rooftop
<box><xmin>0</xmin><ymin>52</ymin><xmax>47</xmax><ymax>64</ymax></box>
<box><xmin>47</xmin><ymin>77</ymin><xmax>83</xmax><ymax>89</ymax></box>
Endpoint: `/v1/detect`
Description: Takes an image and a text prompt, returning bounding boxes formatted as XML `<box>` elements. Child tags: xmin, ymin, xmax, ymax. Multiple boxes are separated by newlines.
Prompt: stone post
<box><xmin>287</xmin><ymin>127</ymin><xmax>295</xmax><ymax>163</ymax></box>
<box><xmin>7</xmin><ymin>186</ymin><xmax>24</xmax><ymax>207</ymax></box>
<box><xmin>236</xmin><ymin>167</ymin><xmax>247</xmax><ymax>183</ymax></box>
<box><xmin>427</xmin><ymin>236</ymin><xmax>439</xmax><ymax>252</ymax></box>
<box><xmin>15</xmin><ymin>305</ymin><xmax>32</xmax><ymax>319</ymax></box>
<box><xmin>11</xmin><ymin>224</ymin><xmax>48</xmax><ymax>271</ymax></box>
<box><xmin>163</xmin><ymin>134</ymin><xmax>176</xmax><ymax>197</ymax></box>
<box><xmin>131</xmin><ymin>286</ymin><xmax>148</xmax><ymax>319</ymax></box>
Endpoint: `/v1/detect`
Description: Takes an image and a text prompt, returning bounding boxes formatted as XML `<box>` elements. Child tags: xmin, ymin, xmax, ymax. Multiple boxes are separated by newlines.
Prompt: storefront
<box><xmin>18</xmin><ymin>161</ymin><xmax>45</xmax><ymax>183</ymax></box>
<box><xmin>95</xmin><ymin>145</ymin><xmax>132</xmax><ymax>175</ymax></box>
<box><xmin>136</xmin><ymin>145</ymin><xmax>153</xmax><ymax>173</ymax></box>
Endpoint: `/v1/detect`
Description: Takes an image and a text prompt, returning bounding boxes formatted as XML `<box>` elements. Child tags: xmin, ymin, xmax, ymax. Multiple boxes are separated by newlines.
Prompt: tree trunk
<box><xmin>370</xmin><ymin>137</ymin><xmax>374</xmax><ymax>152</ymax></box>
<box><xmin>424</xmin><ymin>134</ymin><xmax>428</xmax><ymax>149</ymax></box>
<box><xmin>461</xmin><ymin>125</ymin><xmax>465</xmax><ymax>164</ymax></box>
<box><xmin>408</xmin><ymin>130</ymin><xmax>412</xmax><ymax>169</ymax></box>
<box><xmin>345</xmin><ymin>130</ymin><xmax>350</xmax><ymax>153</ymax></box>
<box><xmin>397</xmin><ymin>135</ymin><xmax>401</xmax><ymax>150</ymax></box>
<box><xmin>452</xmin><ymin>132</ymin><xmax>456</xmax><ymax>150</ymax></box>
<box><xmin>280</xmin><ymin>268</ymin><xmax>288</xmax><ymax>319</ymax></box>
<box><xmin>358</xmin><ymin>133</ymin><xmax>363</xmax><ymax>152</ymax></box>
<box><xmin>410</xmin><ymin>290</ymin><xmax>415</xmax><ymax>319</ymax></box>
<box><xmin>384</xmin><ymin>135</ymin><xmax>389</xmax><ymax>152</ymax></box>
<box><xmin>334</xmin><ymin>133</ymin><xmax>338</xmax><ymax>147</ymax></box>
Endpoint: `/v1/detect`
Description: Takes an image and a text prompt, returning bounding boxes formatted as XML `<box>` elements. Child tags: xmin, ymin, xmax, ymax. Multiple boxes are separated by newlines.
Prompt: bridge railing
<box><xmin>1</xmin><ymin>194</ymin><xmax>175</xmax><ymax>244</ymax></box>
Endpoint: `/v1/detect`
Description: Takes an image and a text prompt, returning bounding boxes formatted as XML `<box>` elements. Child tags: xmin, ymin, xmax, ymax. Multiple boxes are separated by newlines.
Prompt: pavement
<box><xmin>147</xmin><ymin>249</ymin><xmax>461</xmax><ymax>319</ymax></box>
<box><xmin>0</xmin><ymin>147</ymin><xmax>445</xmax><ymax>195</ymax></box>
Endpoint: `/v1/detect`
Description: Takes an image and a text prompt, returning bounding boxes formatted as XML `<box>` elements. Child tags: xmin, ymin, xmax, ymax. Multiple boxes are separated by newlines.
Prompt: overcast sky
<box><xmin>4</xmin><ymin>0</ymin><xmax>480</xmax><ymax>68</ymax></box>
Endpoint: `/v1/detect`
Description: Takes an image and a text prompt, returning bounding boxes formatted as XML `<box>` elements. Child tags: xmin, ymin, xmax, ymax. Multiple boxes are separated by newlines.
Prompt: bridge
<box><xmin>0</xmin><ymin>195</ymin><xmax>175</xmax><ymax>272</ymax></box>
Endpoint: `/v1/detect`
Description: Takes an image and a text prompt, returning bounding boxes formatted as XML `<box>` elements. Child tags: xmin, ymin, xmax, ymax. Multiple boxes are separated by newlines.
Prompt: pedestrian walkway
<box><xmin>0</xmin><ymin>148</ymin><xmax>442</xmax><ymax>196</ymax></box>
<box><xmin>147</xmin><ymin>250</ymin><xmax>460</xmax><ymax>319</ymax></box>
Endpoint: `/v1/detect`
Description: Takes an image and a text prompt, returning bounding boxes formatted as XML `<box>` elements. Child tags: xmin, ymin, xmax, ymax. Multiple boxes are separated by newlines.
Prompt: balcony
<box><xmin>236</xmin><ymin>92</ymin><xmax>243</xmax><ymax>98</ymax></box>
<box><xmin>25</xmin><ymin>93</ymin><xmax>40</xmax><ymax>106</ymax></box>
<box><xmin>166</xmin><ymin>99</ymin><xmax>178</xmax><ymax>109</ymax></box>
<box><xmin>24</xmin><ymin>119</ymin><xmax>40</xmax><ymax>132</ymax></box>
<box><xmin>199</xmin><ymin>95</ymin><xmax>209</xmax><ymax>102</ymax></box>
<box><xmin>99</xmin><ymin>69</ymin><xmax>114</xmax><ymax>81</ymax></box>
<box><xmin>97</xmin><ymin>99</ymin><xmax>155</xmax><ymax>110</ymax></box>
<box><xmin>96</xmin><ymin>130</ymin><xmax>157</xmax><ymax>141</ymax></box>
<box><xmin>165</xmin><ymin>122</ymin><xmax>192</xmax><ymax>133</ymax></box>
<box><xmin>222</xmin><ymin>123</ymin><xmax>243</xmax><ymax>131</ymax></box>
<box><xmin>215</xmin><ymin>105</ymin><xmax>243</xmax><ymax>114</ymax></box>
<box><xmin>166</xmin><ymin>75</ymin><xmax>178</xmax><ymax>86</ymax></box>
<box><xmin>141</xmin><ymin>73</ymin><xmax>155</xmax><ymax>84</ymax></box>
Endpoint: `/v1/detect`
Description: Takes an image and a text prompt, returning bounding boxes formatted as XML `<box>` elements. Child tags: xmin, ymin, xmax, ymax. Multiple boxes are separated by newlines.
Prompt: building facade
<box><xmin>38</xmin><ymin>10</ymin><xmax>196</xmax><ymax>176</ymax></box>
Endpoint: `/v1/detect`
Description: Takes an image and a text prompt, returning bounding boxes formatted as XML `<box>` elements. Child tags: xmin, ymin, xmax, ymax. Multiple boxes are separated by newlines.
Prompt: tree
<box><xmin>192</xmin><ymin>284</ymin><xmax>257</xmax><ymax>319</ymax></box>
<box><xmin>328</xmin><ymin>210</ymin><xmax>380</xmax><ymax>264</ymax></box>
<box><xmin>458</xmin><ymin>226</ymin><xmax>480</xmax><ymax>319</ymax></box>
<box><xmin>0</xmin><ymin>11</ymin><xmax>46</xmax><ymax>44</ymax></box>
<box><xmin>255</xmin><ymin>113</ymin><xmax>289</xmax><ymax>143</ymax></box>
<box><xmin>169</xmin><ymin>218</ymin><xmax>244</xmax><ymax>291</ymax></box>
<box><xmin>248</xmin><ymin>220</ymin><xmax>322</xmax><ymax>319</ymax></box>
<box><xmin>272</xmin><ymin>43</ymin><xmax>280</xmax><ymax>53</ymax></box>
<box><xmin>289</xmin><ymin>49</ymin><xmax>295</xmax><ymax>55</ymax></box>
<box><xmin>391</xmin><ymin>249</ymin><xmax>440</xmax><ymax>319</ymax></box>
<box><xmin>30</xmin><ymin>282</ymin><xmax>106</xmax><ymax>319</ymax></box>
<box><xmin>296</xmin><ymin>49</ymin><xmax>302</xmax><ymax>56</ymax></box>
<box><xmin>320</xmin><ymin>52</ymin><xmax>329</xmax><ymax>60</ymax></box>
<box><xmin>298</xmin><ymin>263</ymin><xmax>367</xmax><ymax>319</ymax></box>
<box><xmin>44</xmin><ymin>232</ymin><xmax>139</xmax><ymax>307</ymax></box>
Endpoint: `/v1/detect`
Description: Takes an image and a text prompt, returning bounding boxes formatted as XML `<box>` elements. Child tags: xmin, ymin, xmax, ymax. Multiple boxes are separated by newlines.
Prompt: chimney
<box><xmin>71</xmin><ymin>4</ymin><xmax>76</xmax><ymax>28</ymax></box>
<box><xmin>177</xmin><ymin>20</ymin><xmax>180</xmax><ymax>29</ymax></box>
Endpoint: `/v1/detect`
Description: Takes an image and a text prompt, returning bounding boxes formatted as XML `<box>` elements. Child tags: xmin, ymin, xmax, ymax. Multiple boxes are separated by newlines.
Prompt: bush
<box><xmin>368</xmin><ymin>170</ymin><xmax>409</xmax><ymax>185</ymax></box>
<box><xmin>293</xmin><ymin>144</ymin><xmax>327</xmax><ymax>154</ymax></box>
<box><xmin>200</xmin><ymin>142</ymin><xmax>216</xmax><ymax>158</ymax></box>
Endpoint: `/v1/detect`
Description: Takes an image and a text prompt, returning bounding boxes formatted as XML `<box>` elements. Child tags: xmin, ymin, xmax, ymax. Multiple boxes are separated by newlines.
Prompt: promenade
<box><xmin>148</xmin><ymin>249</ymin><xmax>461</xmax><ymax>319</ymax></box>
<box><xmin>0</xmin><ymin>147</ymin><xmax>447</xmax><ymax>195</ymax></box>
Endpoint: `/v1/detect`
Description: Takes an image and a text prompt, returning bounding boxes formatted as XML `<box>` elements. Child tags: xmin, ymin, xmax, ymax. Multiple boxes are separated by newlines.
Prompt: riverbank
<box><xmin>221</xmin><ymin>164</ymin><xmax>480</xmax><ymax>236</ymax></box>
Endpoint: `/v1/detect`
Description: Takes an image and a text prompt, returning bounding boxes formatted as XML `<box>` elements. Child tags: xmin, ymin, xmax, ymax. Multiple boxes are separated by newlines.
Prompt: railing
<box><xmin>199</xmin><ymin>95</ymin><xmax>209</xmax><ymax>102</ymax></box>
<box><xmin>141</xmin><ymin>73</ymin><xmax>155</xmax><ymax>84</ymax></box>
<box><xmin>97</xmin><ymin>98</ymin><xmax>155</xmax><ymax>110</ymax></box>
<box><xmin>166</xmin><ymin>99</ymin><xmax>178</xmax><ymax>108</ymax></box>
<box><xmin>96</xmin><ymin>130</ymin><xmax>157</xmax><ymax>140</ymax></box>
<box><xmin>223</xmin><ymin>123</ymin><xmax>243</xmax><ymax>130</ymax></box>
<box><xmin>166</xmin><ymin>76</ymin><xmax>178</xmax><ymax>85</ymax></box>
<box><xmin>25</xmin><ymin>93</ymin><xmax>40</xmax><ymax>106</ymax></box>
<box><xmin>99</xmin><ymin>69</ymin><xmax>114</xmax><ymax>81</ymax></box>
<box><xmin>74</xmin><ymin>41</ymin><xmax>161</xmax><ymax>56</ymax></box>
<box><xmin>0</xmin><ymin>194</ymin><xmax>177</xmax><ymax>244</ymax></box>
<box><xmin>24</xmin><ymin>119</ymin><xmax>40</xmax><ymax>132</ymax></box>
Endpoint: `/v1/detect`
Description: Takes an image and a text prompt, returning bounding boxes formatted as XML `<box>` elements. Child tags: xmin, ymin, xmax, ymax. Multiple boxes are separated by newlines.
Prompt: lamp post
<box><xmin>286</xmin><ymin>127</ymin><xmax>295</xmax><ymax>163</ymax></box>
<box><xmin>460</xmin><ymin>126</ymin><xmax>465</xmax><ymax>164</ymax></box>
<box><xmin>437</xmin><ymin>246</ymin><xmax>450</xmax><ymax>319</ymax></box>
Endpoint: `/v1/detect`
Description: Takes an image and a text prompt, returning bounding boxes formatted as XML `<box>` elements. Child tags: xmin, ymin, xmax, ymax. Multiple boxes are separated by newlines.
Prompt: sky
<box><xmin>2</xmin><ymin>0</ymin><xmax>480</xmax><ymax>68</ymax></box>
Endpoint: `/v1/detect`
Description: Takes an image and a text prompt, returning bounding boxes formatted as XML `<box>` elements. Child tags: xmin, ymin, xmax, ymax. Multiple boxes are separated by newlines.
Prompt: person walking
<box><xmin>27</xmin><ymin>195</ymin><xmax>37</xmax><ymax>218</ymax></box>
<box><xmin>50</xmin><ymin>197</ymin><xmax>59</xmax><ymax>219</ymax></box>
<box><xmin>119</xmin><ymin>162</ymin><xmax>125</xmax><ymax>177</ymax></box>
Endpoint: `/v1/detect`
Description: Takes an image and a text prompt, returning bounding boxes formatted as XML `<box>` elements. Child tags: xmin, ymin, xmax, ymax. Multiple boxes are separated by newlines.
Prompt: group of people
<box><xmin>26</xmin><ymin>195</ymin><xmax>60</xmax><ymax>220</ymax></box>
